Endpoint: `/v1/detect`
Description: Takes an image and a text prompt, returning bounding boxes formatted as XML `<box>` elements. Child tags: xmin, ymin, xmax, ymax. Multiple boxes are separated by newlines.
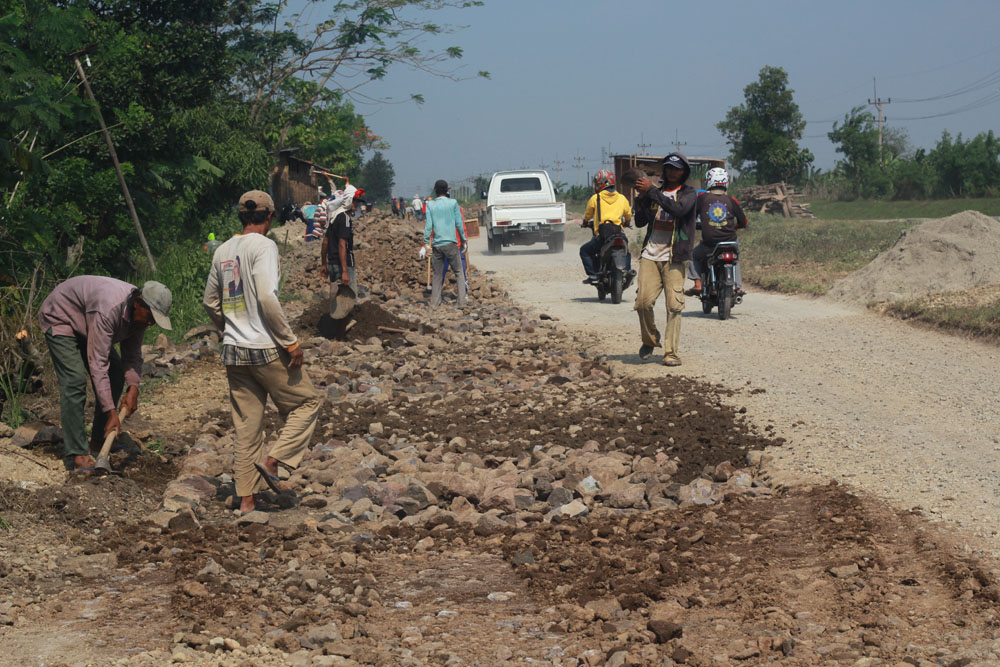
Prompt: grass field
<box><xmin>879</xmin><ymin>286</ymin><xmax>1000</xmax><ymax>343</ymax></box>
<box><xmin>806</xmin><ymin>198</ymin><xmax>1000</xmax><ymax>220</ymax></box>
<box><xmin>738</xmin><ymin>214</ymin><xmax>918</xmax><ymax>295</ymax></box>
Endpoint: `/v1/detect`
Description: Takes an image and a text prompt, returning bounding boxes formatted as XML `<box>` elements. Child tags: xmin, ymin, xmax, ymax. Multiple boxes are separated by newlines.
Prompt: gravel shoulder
<box><xmin>472</xmin><ymin>232</ymin><xmax>1000</xmax><ymax>555</ymax></box>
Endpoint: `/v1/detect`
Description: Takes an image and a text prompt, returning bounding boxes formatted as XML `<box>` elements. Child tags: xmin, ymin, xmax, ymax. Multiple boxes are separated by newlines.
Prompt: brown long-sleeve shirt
<box><xmin>38</xmin><ymin>276</ymin><xmax>145</xmax><ymax>412</ymax></box>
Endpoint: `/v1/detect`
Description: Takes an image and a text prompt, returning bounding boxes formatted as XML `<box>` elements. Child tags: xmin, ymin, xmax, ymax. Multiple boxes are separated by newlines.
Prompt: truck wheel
<box><xmin>610</xmin><ymin>269</ymin><xmax>624</xmax><ymax>304</ymax></box>
<box><xmin>547</xmin><ymin>233</ymin><xmax>564</xmax><ymax>253</ymax></box>
<box><xmin>488</xmin><ymin>234</ymin><xmax>501</xmax><ymax>255</ymax></box>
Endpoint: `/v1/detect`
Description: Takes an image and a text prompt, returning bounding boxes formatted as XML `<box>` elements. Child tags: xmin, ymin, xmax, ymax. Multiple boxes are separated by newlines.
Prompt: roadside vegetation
<box><xmin>806</xmin><ymin>198</ymin><xmax>1000</xmax><ymax>220</ymax></box>
<box><xmin>739</xmin><ymin>214</ymin><xmax>916</xmax><ymax>295</ymax></box>
<box><xmin>880</xmin><ymin>287</ymin><xmax>1000</xmax><ymax>344</ymax></box>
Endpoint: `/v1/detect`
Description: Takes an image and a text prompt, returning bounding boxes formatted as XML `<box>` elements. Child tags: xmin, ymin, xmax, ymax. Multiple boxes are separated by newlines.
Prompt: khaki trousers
<box><xmin>634</xmin><ymin>258</ymin><xmax>687</xmax><ymax>362</ymax></box>
<box><xmin>226</xmin><ymin>356</ymin><xmax>321</xmax><ymax>497</ymax></box>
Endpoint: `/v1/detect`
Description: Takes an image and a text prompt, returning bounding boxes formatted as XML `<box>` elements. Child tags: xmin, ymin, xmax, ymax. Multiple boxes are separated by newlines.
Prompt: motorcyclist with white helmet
<box><xmin>580</xmin><ymin>170</ymin><xmax>633</xmax><ymax>284</ymax></box>
<box><xmin>686</xmin><ymin>167</ymin><xmax>748</xmax><ymax>296</ymax></box>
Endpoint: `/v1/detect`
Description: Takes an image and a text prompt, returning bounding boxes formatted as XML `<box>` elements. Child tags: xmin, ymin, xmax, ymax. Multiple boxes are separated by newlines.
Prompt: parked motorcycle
<box><xmin>697</xmin><ymin>241</ymin><xmax>742</xmax><ymax>320</ymax></box>
<box><xmin>591</xmin><ymin>225</ymin><xmax>635</xmax><ymax>304</ymax></box>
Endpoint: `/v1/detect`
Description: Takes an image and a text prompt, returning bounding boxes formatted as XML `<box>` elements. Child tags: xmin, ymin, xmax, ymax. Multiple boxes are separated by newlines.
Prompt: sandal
<box><xmin>254</xmin><ymin>462</ymin><xmax>286</xmax><ymax>495</ymax></box>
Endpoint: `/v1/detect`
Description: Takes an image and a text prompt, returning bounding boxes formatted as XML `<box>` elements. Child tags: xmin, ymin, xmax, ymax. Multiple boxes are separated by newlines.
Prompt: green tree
<box><xmin>927</xmin><ymin>130</ymin><xmax>1000</xmax><ymax>197</ymax></box>
<box><xmin>231</xmin><ymin>0</ymin><xmax>489</xmax><ymax>149</ymax></box>
<box><xmin>828</xmin><ymin>106</ymin><xmax>880</xmax><ymax>181</ymax></box>
<box><xmin>358</xmin><ymin>152</ymin><xmax>395</xmax><ymax>202</ymax></box>
<box><xmin>717</xmin><ymin>65</ymin><xmax>813</xmax><ymax>184</ymax></box>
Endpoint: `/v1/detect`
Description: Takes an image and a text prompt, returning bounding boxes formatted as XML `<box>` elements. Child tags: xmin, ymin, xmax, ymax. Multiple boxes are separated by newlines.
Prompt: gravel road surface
<box><xmin>471</xmin><ymin>231</ymin><xmax>1000</xmax><ymax>555</ymax></box>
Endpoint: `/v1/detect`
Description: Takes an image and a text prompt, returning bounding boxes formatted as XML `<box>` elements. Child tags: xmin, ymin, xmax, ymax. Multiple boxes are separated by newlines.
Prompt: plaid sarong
<box><xmin>221</xmin><ymin>344</ymin><xmax>279</xmax><ymax>367</ymax></box>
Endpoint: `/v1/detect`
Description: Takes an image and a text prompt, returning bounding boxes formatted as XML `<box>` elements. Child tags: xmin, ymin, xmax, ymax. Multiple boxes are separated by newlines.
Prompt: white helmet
<box><xmin>706</xmin><ymin>167</ymin><xmax>729</xmax><ymax>190</ymax></box>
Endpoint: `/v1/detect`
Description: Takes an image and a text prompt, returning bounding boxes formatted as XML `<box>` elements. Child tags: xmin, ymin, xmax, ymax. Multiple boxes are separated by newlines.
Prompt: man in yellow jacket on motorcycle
<box><xmin>580</xmin><ymin>170</ymin><xmax>633</xmax><ymax>284</ymax></box>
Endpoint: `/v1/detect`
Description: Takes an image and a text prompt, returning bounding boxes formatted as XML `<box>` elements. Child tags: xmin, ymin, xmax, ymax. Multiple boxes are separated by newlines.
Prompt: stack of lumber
<box><xmin>738</xmin><ymin>182</ymin><xmax>814</xmax><ymax>218</ymax></box>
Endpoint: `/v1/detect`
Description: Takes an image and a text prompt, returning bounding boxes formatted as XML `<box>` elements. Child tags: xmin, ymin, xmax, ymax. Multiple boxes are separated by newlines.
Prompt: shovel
<box><xmin>331</xmin><ymin>283</ymin><xmax>357</xmax><ymax>320</ymax></box>
<box><xmin>94</xmin><ymin>405</ymin><xmax>130</xmax><ymax>476</ymax></box>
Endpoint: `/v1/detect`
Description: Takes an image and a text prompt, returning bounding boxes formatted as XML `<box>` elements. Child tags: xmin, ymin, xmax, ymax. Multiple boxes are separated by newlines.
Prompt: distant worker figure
<box><xmin>580</xmin><ymin>169</ymin><xmax>633</xmax><ymax>284</ymax></box>
<box><xmin>310</xmin><ymin>195</ymin><xmax>327</xmax><ymax>242</ymax></box>
<box><xmin>421</xmin><ymin>179</ymin><xmax>467</xmax><ymax>307</ymax></box>
<box><xmin>632</xmin><ymin>153</ymin><xmax>698</xmax><ymax>367</ymax></box>
<box><xmin>687</xmin><ymin>167</ymin><xmax>748</xmax><ymax>296</ymax></box>
<box><xmin>203</xmin><ymin>233</ymin><xmax>222</xmax><ymax>254</ymax></box>
<box><xmin>320</xmin><ymin>185</ymin><xmax>363</xmax><ymax>339</ymax></box>
<box><xmin>412</xmin><ymin>195</ymin><xmax>423</xmax><ymax>222</ymax></box>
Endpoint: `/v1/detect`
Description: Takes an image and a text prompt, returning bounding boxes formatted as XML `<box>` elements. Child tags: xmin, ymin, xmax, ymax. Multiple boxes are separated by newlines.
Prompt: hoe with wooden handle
<box><xmin>94</xmin><ymin>405</ymin><xmax>130</xmax><ymax>475</ymax></box>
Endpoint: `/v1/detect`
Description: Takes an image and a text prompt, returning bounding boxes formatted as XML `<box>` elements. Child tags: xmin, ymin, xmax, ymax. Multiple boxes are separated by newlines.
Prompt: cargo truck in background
<box><xmin>479</xmin><ymin>170</ymin><xmax>566</xmax><ymax>254</ymax></box>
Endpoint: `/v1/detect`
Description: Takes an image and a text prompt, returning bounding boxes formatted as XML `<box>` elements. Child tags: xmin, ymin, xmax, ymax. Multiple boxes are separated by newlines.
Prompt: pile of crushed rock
<box><xmin>828</xmin><ymin>210</ymin><xmax>1000</xmax><ymax>304</ymax></box>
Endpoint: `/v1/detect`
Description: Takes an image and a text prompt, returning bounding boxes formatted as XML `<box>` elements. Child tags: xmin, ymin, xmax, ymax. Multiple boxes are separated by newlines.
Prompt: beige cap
<box><xmin>141</xmin><ymin>281</ymin><xmax>173</xmax><ymax>330</ymax></box>
<box><xmin>238</xmin><ymin>190</ymin><xmax>274</xmax><ymax>213</ymax></box>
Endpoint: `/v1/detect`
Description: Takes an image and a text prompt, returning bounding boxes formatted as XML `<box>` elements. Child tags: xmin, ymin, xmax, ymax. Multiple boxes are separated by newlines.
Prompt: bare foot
<box><xmin>262</xmin><ymin>456</ymin><xmax>280</xmax><ymax>477</ymax></box>
<box><xmin>239</xmin><ymin>495</ymin><xmax>258</xmax><ymax>514</ymax></box>
<box><xmin>74</xmin><ymin>454</ymin><xmax>96</xmax><ymax>471</ymax></box>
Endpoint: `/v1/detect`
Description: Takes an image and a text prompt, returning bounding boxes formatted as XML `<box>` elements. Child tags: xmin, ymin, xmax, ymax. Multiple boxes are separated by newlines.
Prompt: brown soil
<box><xmin>299</xmin><ymin>298</ymin><xmax>433</xmax><ymax>342</ymax></box>
<box><xmin>4</xmin><ymin>212</ymin><xmax>1000</xmax><ymax>666</ymax></box>
<box><xmin>324</xmin><ymin>373</ymin><xmax>775</xmax><ymax>485</ymax></box>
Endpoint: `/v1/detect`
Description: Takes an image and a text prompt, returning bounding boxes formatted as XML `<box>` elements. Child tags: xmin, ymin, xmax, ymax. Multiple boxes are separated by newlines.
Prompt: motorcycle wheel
<box><xmin>701</xmin><ymin>297</ymin><xmax>712</xmax><ymax>314</ymax></box>
<box><xmin>718</xmin><ymin>284</ymin><xmax>732</xmax><ymax>320</ymax></box>
<box><xmin>610</xmin><ymin>269</ymin><xmax>623</xmax><ymax>304</ymax></box>
<box><xmin>597</xmin><ymin>285</ymin><xmax>607</xmax><ymax>301</ymax></box>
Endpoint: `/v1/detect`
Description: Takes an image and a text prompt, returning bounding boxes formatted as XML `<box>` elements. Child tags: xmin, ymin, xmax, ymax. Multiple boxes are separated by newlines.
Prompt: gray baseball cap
<box><xmin>141</xmin><ymin>281</ymin><xmax>173</xmax><ymax>330</ymax></box>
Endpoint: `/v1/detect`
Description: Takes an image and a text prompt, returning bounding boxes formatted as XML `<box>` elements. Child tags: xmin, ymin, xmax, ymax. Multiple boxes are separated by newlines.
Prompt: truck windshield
<box><xmin>499</xmin><ymin>177</ymin><xmax>542</xmax><ymax>192</ymax></box>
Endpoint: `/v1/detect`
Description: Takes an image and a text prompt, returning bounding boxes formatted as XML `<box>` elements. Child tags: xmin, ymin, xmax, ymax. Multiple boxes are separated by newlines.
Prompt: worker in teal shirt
<box><xmin>420</xmin><ymin>179</ymin><xmax>467</xmax><ymax>307</ymax></box>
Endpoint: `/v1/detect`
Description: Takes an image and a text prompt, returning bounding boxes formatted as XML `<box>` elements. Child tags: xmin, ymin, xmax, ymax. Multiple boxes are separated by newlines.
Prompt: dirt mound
<box><xmin>828</xmin><ymin>210</ymin><xmax>1000</xmax><ymax>304</ymax></box>
<box><xmin>298</xmin><ymin>298</ymin><xmax>432</xmax><ymax>341</ymax></box>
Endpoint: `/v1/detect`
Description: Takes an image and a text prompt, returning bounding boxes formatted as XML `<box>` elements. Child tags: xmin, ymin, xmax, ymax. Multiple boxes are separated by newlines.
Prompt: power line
<box><xmin>868</xmin><ymin>78</ymin><xmax>891</xmax><ymax>164</ymax></box>
<box><xmin>573</xmin><ymin>153</ymin><xmax>585</xmax><ymax>185</ymax></box>
<box><xmin>894</xmin><ymin>67</ymin><xmax>1000</xmax><ymax>103</ymax></box>
<box><xmin>893</xmin><ymin>89</ymin><xmax>1000</xmax><ymax>121</ymax></box>
<box><xmin>637</xmin><ymin>133</ymin><xmax>651</xmax><ymax>154</ymax></box>
<box><xmin>672</xmin><ymin>129</ymin><xmax>687</xmax><ymax>153</ymax></box>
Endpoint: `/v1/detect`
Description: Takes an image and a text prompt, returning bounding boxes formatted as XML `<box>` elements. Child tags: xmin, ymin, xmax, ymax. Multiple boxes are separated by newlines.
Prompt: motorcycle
<box><xmin>697</xmin><ymin>240</ymin><xmax>742</xmax><ymax>320</ymax></box>
<box><xmin>591</xmin><ymin>224</ymin><xmax>635</xmax><ymax>304</ymax></box>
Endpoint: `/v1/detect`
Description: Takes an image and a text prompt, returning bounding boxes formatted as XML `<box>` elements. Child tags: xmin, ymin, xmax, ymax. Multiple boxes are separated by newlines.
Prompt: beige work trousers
<box><xmin>634</xmin><ymin>257</ymin><xmax>687</xmax><ymax>362</ymax></box>
<box><xmin>226</xmin><ymin>356</ymin><xmax>321</xmax><ymax>497</ymax></box>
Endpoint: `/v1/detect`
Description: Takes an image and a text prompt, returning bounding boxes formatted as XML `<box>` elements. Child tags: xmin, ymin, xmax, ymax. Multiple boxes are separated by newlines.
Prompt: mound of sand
<box><xmin>828</xmin><ymin>210</ymin><xmax>1000</xmax><ymax>304</ymax></box>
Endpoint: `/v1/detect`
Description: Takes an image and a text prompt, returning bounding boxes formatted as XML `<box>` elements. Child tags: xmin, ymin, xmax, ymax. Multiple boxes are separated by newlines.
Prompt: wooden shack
<box><xmin>269</xmin><ymin>149</ymin><xmax>336</xmax><ymax>211</ymax></box>
<box><xmin>612</xmin><ymin>154</ymin><xmax>726</xmax><ymax>206</ymax></box>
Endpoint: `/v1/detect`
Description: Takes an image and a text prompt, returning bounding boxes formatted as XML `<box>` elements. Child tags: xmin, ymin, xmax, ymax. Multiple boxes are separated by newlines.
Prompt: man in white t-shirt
<box><xmin>203</xmin><ymin>190</ymin><xmax>320</xmax><ymax>515</ymax></box>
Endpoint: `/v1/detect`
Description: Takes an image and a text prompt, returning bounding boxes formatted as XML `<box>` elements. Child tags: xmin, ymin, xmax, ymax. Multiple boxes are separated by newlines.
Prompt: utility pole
<box><xmin>553</xmin><ymin>158</ymin><xmax>564</xmax><ymax>182</ymax></box>
<box><xmin>539</xmin><ymin>162</ymin><xmax>550</xmax><ymax>171</ymax></box>
<box><xmin>637</xmin><ymin>133</ymin><xmax>651</xmax><ymax>154</ymax></box>
<box><xmin>573</xmin><ymin>153</ymin><xmax>585</xmax><ymax>185</ymax></box>
<box><xmin>868</xmin><ymin>77</ymin><xmax>891</xmax><ymax>165</ymax></box>
<box><xmin>70</xmin><ymin>49</ymin><xmax>156</xmax><ymax>273</ymax></box>
<box><xmin>673</xmin><ymin>129</ymin><xmax>687</xmax><ymax>153</ymax></box>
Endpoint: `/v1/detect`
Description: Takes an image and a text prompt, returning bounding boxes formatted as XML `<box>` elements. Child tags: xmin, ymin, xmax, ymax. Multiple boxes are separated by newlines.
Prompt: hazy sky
<box><xmin>290</xmin><ymin>0</ymin><xmax>1000</xmax><ymax>195</ymax></box>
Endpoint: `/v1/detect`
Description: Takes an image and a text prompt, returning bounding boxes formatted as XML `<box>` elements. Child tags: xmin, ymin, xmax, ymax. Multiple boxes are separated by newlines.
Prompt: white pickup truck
<box><xmin>480</xmin><ymin>170</ymin><xmax>566</xmax><ymax>254</ymax></box>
